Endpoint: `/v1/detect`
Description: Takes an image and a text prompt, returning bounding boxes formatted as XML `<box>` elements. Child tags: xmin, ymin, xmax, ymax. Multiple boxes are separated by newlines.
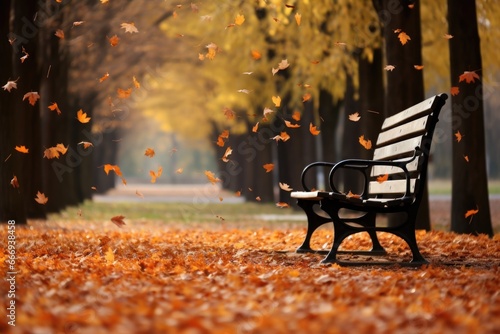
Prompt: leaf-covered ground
<box><xmin>1</xmin><ymin>217</ymin><xmax>499</xmax><ymax>334</ymax></box>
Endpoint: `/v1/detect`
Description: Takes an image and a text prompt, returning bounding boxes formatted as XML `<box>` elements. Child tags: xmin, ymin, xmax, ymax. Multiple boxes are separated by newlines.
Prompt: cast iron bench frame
<box><xmin>291</xmin><ymin>94</ymin><xmax>448</xmax><ymax>265</ymax></box>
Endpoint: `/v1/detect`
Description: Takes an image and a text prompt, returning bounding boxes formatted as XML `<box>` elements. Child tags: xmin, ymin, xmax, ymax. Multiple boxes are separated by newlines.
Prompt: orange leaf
<box><xmin>284</xmin><ymin>120</ymin><xmax>300</xmax><ymax>128</ymax></box>
<box><xmin>348</xmin><ymin>112</ymin><xmax>361</xmax><ymax>122</ymax></box>
<box><xmin>464</xmin><ymin>155</ymin><xmax>469</xmax><ymax>162</ymax></box>
<box><xmin>43</xmin><ymin>144</ymin><xmax>68</xmax><ymax>159</ymax></box>
<box><xmin>104</xmin><ymin>164</ymin><xmax>123</xmax><ymax>177</ymax></box>
<box><xmin>398</xmin><ymin>31</ymin><xmax>411</xmax><ymax>45</ymax></box>
<box><xmin>377</xmin><ymin>174</ymin><xmax>389</xmax><ymax>183</ymax></box>
<box><xmin>34</xmin><ymin>191</ymin><xmax>48</xmax><ymax>205</ymax></box>
<box><xmin>205</xmin><ymin>170</ymin><xmax>221</xmax><ymax>184</ymax></box>
<box><xmin>48</xmin><ymin>102</ymin><xmax>62</xmax><ymax>115</ymax></box>
<box><xmin>252</xmin><ymin>122</ymin><xmax>259</xmax><ymax>133</ymax></box>
<box><xmin>275</xmin><ymin>202</ymin><xmax>290</xmax><ymax>208</ymax></box>
<box><xmin>78</xmin><ymin>141</ymin><xmax>93</xmax><ymax>149</ymax></box>
<box><xmin>450</xmin><ymin>86</ymin><xmax>460</xmax><ymax>96</ymax></box>
<box><xmin>76</xmin><ymin>109</ymin><xmax>91</xmax><ymax>123</ymax></box>
<box><xmin>133</xmin><ymin>76</ymin><xmax>140</xmax><ymax>89</ymax></box>
<box><xmin>302</xmin><ymin>93</ymin><xmax>311</xmax><ymax>102</ymax></box>
<box><xmin>216</xmin><ymin>136</ymin><xmax>226</xmax><ymax>147</ymax></box>
<box><xmin>263</xmin><ymin>163</ymin><xmax>274</xmax><ymax>173</ymax></box>
<box><xmin>144</xmin><ymin>148</ymin><xmax>155</xmax><ymax>158</ymax></box>
<box><xmin>234</xmin><ymin>14</ymin><xmax>245</xmax><ymax>25</ymax></box>
<box><xmin>454</xmin><ymin>131</ymin><xmax>463</xmax><ymax>142</ymax></box>
<box><xmin>295</xmin><ymin>13</ymin><xmax>301</xmax><ymax>26</ymax></box>
<box><xmin>219</xmin><ymin>130</ymin><xmax>229</xmax><ymax>139</ymax></box>
<box><xmin>99</xmin><ymin>72</ymin><xmax>110</xmax><ymax>83</ymax></box>
<box><xmin>443</xmin><ymin>33</ymin><xmax>454</xmax><ymax>39</ymax></box>
<box><xmin>108</xmin><ymin>34</ymin><xmax>120</xmax><ymax>46</ymax></box>
<box><xmin>309</xmin><ymin>123</ymin><xmax>320</xmax><ymax>136</ymax></box>
<box><xmin>222</xmin><ymin>146</ymin><xmax>232</xmax><ymax>162</ymax></box>
<box><xmin>117</xmin><ymin>88</ymin><xmax>132</xmax><ymax>99</ymax></box>
<box><xmin>272</xmin><ymin>95</ymin><xmax>281</xmax><ymax>107</ymax></box>
<box><xmin>465</xmin><ymin>208</ymin><xmax>479</xmax><ymax>219</ymax></box>
<box><xmin>223</xmin><ymin>107</ymin><xmax>235</xmax><ymax>120</ymax></box>
<box><xmin>279</xmin><ymin>182</ymin><xmax>293</xmax><ymax>191</ymax></box>
<box><xmin>414</xmin><ymin>65</ymin><xmax>424</xmax><ymax>70</ymax></box>
<box><xmin>23</xmin><ymin>91</ymin><xmax>40</xmax><ymax>106</ymax></box>
<box><xmin>105</xmin><ymin>247</ymin><xmax>115</xmax><ymax>264</ymax></box>
<box><xmin>346</xmin><ymin>190</ymin><xmax>361</xmax><ymax>199</ymax></box>
<box><xmin>55</xmin><ymin>29</ymin><xmax>65</xmax><ymax>39</ymax></box>
<box><xmin>15</xmin><ymin>145</ymin><xmax>29</xmax><ymax>154</ymax></box>
<box><xmin>292</xmin><ymin>111</ymin><xmax>301</xmax><ymax>121</ymax></box>
<box><xmin>150</xmin><ymin>167</ymin><xmax>163</xmax><ymax>183</ymax></box>
<box><xmin>176</xmin><ymin>168</ymin><xmax>184</xmax><ymax>174</ymax></box>
<box><xmin>110</xmin><ymin>215</ymin><xmax>126</xmax><ymax>227</ymax></box>
<box><xmin>459</xmin><ymin>71</ymin><xmax>480</xmax><ymax>84</ymax></box>
<box><xmin>271</xmin><ymin>132</ymin><xmax>290</xmax><ymax>142</ymax></box>
<box><xmin>359</xmin><ymin>135</ymin><xmax>372</xmax><ymax>150</ymax></box>
<box><xmin>251</xmin><ymin>50</ymin><xmax>262</xmax><ymax>60</ymax></box>
<box><xmin>10</xmin><ymin>176</ymin><xmax>19</xmax><ymax>188</ymax></box>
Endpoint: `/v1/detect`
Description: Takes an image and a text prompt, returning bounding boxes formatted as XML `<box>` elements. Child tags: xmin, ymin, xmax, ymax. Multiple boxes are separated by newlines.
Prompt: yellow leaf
<box><xmin>76</xmin><ymin>109</ymin><xmax>91</xmax><ymax>123</ymax></box>
<box><xmin>272</xmin><ymin>95</ymin><xmax>281</xmax><ymax>107</ymax></box>
<box><xmin>234</xmin><ymin>14</ymin><xmax>245</xmax><ymax>25</ymax></box>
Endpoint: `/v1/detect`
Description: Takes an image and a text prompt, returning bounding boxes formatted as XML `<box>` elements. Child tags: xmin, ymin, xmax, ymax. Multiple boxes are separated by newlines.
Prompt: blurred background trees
<box><xmin>1</xmin><ymin>0</ymin><xmax>498</xmax><ymax>235</ymax></box>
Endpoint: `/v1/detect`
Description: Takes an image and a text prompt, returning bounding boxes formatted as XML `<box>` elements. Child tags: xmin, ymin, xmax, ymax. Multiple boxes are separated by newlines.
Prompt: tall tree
<box><xmin>373</xmin><ymin>0</ymin><xmax>431</xmax><ymax>230</ymax></box>
<box><xmin>447</xmin><ymin>0</ymin><xmax>493</xmax><ymax>236</ymax></box>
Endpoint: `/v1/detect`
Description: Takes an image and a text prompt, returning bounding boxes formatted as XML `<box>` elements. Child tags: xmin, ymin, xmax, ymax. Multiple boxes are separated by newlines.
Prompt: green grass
<box><xmin>428</xmin><ymin>179</ymin><xmax>500</xmax><ymax>195</ymax></box>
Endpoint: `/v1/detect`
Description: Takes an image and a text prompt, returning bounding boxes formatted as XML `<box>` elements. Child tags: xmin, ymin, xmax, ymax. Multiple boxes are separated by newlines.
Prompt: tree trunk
<box><xmin>373</xmin><ymin>0</ymin><xmax>430</xmax><ymax>230</ymax></box>
<box><xmin>447</xmin><ymin>0</ymin><xmax>493</xmax><ymax>236</ymax></box>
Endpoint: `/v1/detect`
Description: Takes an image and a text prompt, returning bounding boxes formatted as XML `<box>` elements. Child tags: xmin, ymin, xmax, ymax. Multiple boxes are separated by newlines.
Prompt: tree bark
<box><xmin>447</xmin><ymin>0</ymin><xmax>493</xmax><ymax>236</ymax></box>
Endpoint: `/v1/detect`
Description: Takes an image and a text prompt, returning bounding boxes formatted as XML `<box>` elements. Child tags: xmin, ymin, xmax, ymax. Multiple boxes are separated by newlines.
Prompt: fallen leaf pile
<box><xmin>1</xmin><ymin>222</ymin><xmax>498</xmax><ymax>333</ymax></box>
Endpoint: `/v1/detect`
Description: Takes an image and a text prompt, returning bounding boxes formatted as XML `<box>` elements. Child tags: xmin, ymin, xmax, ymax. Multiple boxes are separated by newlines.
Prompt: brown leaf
<box><xmin>110</xmin><ymin>215</ymin><xmax>126</xmax><ymax>227</ymax></box>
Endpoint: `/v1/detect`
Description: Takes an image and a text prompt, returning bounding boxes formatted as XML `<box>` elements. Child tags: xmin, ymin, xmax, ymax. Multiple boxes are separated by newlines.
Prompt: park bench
<box><xmin>290</xmin><ymin>93</ymin><xmax>448</xmax><ymax>265</ymax></box>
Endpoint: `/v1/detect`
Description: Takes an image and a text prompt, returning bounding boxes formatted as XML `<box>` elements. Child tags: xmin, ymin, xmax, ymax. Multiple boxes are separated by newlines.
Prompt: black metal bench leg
<box><xmin>392</xmin><ymin>221</ymin><xmax>428</xmax><ymax>264</ymax></box>
<box><xmin>295</xmin><ymin>199</ymin><xmax>331</xmax><ymax>253</ymax></box>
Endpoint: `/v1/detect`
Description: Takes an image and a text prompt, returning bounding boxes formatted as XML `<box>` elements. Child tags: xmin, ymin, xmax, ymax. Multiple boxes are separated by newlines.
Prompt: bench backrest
<box><xmin>367</xmin><ymin>94</ymin><xmax>448</xmax><ymax>199</ymax></box>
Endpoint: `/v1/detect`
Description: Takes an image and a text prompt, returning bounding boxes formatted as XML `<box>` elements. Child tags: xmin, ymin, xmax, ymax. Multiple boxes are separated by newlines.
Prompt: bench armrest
<box><xmin>300</xmin><ymin>162</ymin><xmax>337</xmax><ymax>191</ymax></box>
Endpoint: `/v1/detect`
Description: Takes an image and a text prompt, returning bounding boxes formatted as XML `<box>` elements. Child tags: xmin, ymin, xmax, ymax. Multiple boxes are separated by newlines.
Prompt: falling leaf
<box><xmin>175</xmin><ymin>168</ymin><xmax>184</xmax><ymax>174</ymax></box>
<box><xmin>117</xmin><ymin>88</ymin><xmax>132</xmax><ymax>99</ymax></box>
<box><xmin>292</xmin><ymin>111</ymin><xmax>301</xmax><ymax>121</ymax></box>
<box><xmin>133</xmin><ymin>76</ymin><xmax>140</xmax><ymax>89</ymax></box>
<box><xmin>135</xmin><ymin>190</ymin><xmax>144</xmax><ymax>198</ymax></box>
<box><xmin>255</xmin><ymin>196</ymin><xmax>261</xmax><ymax>201</ymax></box>
<box><xmin>251</xmin><ymin>50</ymin><xmax>262</xmax><ymax>60</ymax></box>
<box><xmin>414</xmin><ymin>65</ymin><xmax>424</xmax><ymax>70</ymax></box>
<box><xmin>223</xmin><ymin>107</ymin><xmax>235</xmax><ymax>120</ymax></box>
<box><xmin>278</xmin><ymin>59</ymin><xmax>290</xmax><ymax>70</ymax></box>
<box><xmin>205</xmin><ymin>170</ymin><xmax>221</xmax><ymax>184</ymax></box>
<box><xmin>271</xmin><ymin>132</ymin><xmax>290</xmax><ymax>142</ymax></box>
<box><xmin>48</xmin><ymin>102</ymin><xmax>62</xmax><ymax>115</ymax></box>
<box><xmin>346</xmin><ymin>190</ymin><xmax>361</xmax><ymax>199</ymax></box>
<box><xmin>284</xmin><ymin>120</ymin><xmax>300</xmax><ymax>128</ymax></box>
<box><xmin>121</xmin><ymin>22</ymin><xmax>139</xmax><ymax>33</ymax></box>
<box><xmin>359</xmin><ymin>135</ymin><xmax>372</xmax><ymax>150</ymax></box>
<box><xmin>43</xmin><ymin>144</ymin><xmax>68</xmax><ymax>159</ymax></box>
<box><xmin>398</xmin><ymin>31</ymin><xmax>411</xmax><ymax>45</ymax></box>
<box><xmin>238</xmin><ymin>89</ymin><xmax>251</xmax><ymax>94</ymax></box>
<box><xmin>144</xmin><ymin>148</ymin><xmax>155</xmax><ymax>158</ymax></box>
<box><xmin>309</xmin><ymin>123</ymin><xmax>320</xmax><ymax>136</ymax></box>
<box><xmin>235</xmin><ymin>191</ymin><xmax>241</xmax><ymax>197</ymax></box>
<box><xmin>252</xmin><ymin>122</ymin><xmax>259</xmax><ymax>132</ymax></box>
<box><xmin>263</xmin><ymin>107</ymin><xmax>275</xmax><ymax>118</ymax></box>
<box><xmin>2</xmin><ymin>79</ymin><xmax>18</xmax><ymax>92</ymax></box>
<box><xmin>35</xmin><ymin>191</ymin><xmax>48</xmax><ymax>205</ymax></box>
<box><xmin>76</xmin><ymin>109</ymin><xmax>91</xmax><ymax>123</ymax></box>
<box><xmin>104</xmin><ymin>164</ymin><xmax>123</xmax><ymax>177</ymax></box>
<box><xmin>108</xmin><ymin>35</ymin><xmax>120</xmax><ymax>46</ymax></box>
<box><xmin>10</xmin><ymin>176</ymin><xmax>19</xmax><ymax>188</ymax></box>
<box><xmin>105</xmin><ymin>247</ymin><xmax>115</xmax><ymax>264</ymax></box>
<box><xmin>276</xmin><ymin>202</ymin><xmax>290</xmax><ymax>208</ymax></box>
<box><xmin>443</xmin><ymin>33</ymin><xmax>454</xmax><ymax>39</ymax></box>
<box><xmin>335</xmin><ymin>41</ymin><xmax>347</xmax><ymax>48</ymax></box>
<box><xmin>235</xmin><ymin>14</ymin><xmax>245</xmax><ymax>25</ymax></box>
<box><xmin>222</xmin><ymin>146</ymin><xmax>232</xmax><ymax>162</ymax></box>
<box><xmin>99</xmin><ymin>72</ymin><xmax>110</xmax><ymax>83</ymax></box>
<box><xmin>454</xmin><ymin>131</ymin><xmax>463</xmax><ymax>142</ymax></box>
<box><xmin>150</xmin><ymin>167</ymin><xmax>163</xmax><ymax>183</ymax></box>
<box><xmin>450</xmin><ymin>86</ymin><xmax>460</xmax><ymax>96</ymax></box>
<box><xmin>384</xmin><ymin>65</ymin><xmax>396</xmax><ymax>71</ymax></box>
<box><xmin>110</xmin><ymin>215</ymin><xmax>126</xmax><ymax>227</ymax></box>
<box><xmin>55</xmin><ymin>29</ymin><xmax>65</xmax><ymax>39</ymax></box>
<box><xmin>15</xmin><ymin>146</ymin><xmax>29</xmax><ymax>154</ymax></box>
<box><xmin>272</xmin><ymin>96</ymin><xmax>281</xmax><ymax>107</ymax></box>
<box><xmin>78</xmin><ymin>141</ymin><xmax>93</xmax><ymax>149</ymax></box>
<box><xmin>377</xmin><ymin>174</ymin><xmax>389</xmax><ymax>183</ymax></box>
<box><xmin>73</xmin><ymin>21</ymin><xmax>85</xmax><ymax>27</ymax></box>
<box><xmin>216</xmin><ymin>136</ymin><xmax>226</xmax><ymax>147</ymax></box>
<box><xmin>279</xmin><ymin>182</ymin><xmax>293</xmax><ymax>191</ymax></box>
<box><xmin>465</xmin><ymin>207</ymin><xmax>479</xmax><ymax>223</ymax></box>
<box><xmin>295</xmin><ymin>13</ymin><xmax>301</xmax><ymax>26</ymax></box>
<box><xmin>302</xmin><ymin>93</ymin><xmax>312</xmax><ymax>102</ymax></box>
<box><xmin>23</xmin><ymin>92</ymin><xmax>40</xmax><ymax>106</ymax></box>
<box><xmin>263</xmin><ymin>163</ymin><xmax>274</xmax><ymax>173</ymax></box>
<box><xmin>464</xmin><ymin>155</ymin><xmax>469</xmax><ymax>162</ymax></box>
<box><xmin>206</xmin><ymin>42</ymin><xmax>219</xmax><ymax>60</ymax></box>
<box><xmin>348</xmin><ymin>112</ymin><xmax>361</xmax><ymax>122</ymax></box>
<box><xmin>20</xmin><ymin>47</ymin><xmax>29</xmax><ymax>63</ymax></box>
<box><xmin>459</xmin><ymin>71</ymin><xmax>480</xmax><ymax>84</ymax></box>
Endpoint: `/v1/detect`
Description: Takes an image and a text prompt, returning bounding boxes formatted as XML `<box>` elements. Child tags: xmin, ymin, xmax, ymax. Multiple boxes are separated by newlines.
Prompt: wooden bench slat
<box><xmin>373</xmin><ymin>136</ymin><xmax>422</xmax><ymax>161</ymax></box>
<box><xmin>376</xmin><ymin>115</ymin><xmax>429</xmax><ymax>146</ymax></box>
<box><xmin>381</xmin><ymin>96</ymin><xmax>436</xmax><ymax>131</ymax></box>
<box><xmin>370</xmin><ymin>158</ymin><xmax>420</xmax><ymax>177</ymax></box>
<box><xmin>368</xmin><ymin>179</ymin><xmax>417</xmax><ymax>195</ymax></box>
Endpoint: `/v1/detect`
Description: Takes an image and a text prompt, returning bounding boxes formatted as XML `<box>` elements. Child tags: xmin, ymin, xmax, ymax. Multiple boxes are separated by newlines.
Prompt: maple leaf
<box><xmin>110</xmin><ymin>215</ymin><xmax>126</xmax><ymax>227</ymax></box>
<box><xmin>216</xmin><ymin>136</ymin><xmax>226</xmax><ymax>147</ymax></box>
<box><xmin>78</xmin><ymin>141</ymin><xmax>93</xmax><ymax>149</ymax></box>
<box><xmin>205</xmin><ymin>170</ymin><xmax>221</xmax><ymax>184</ymax></box>
<box><xmin>55</xmin><ymin>143</ymin><xmax>68</xmax><ymax>155</ymax></box>
<box><xmin>219</xmin><ymin>130</ymin><xmax>229</xmax><ymax>139</ymax></box>
<box><xmin>222</xmin><ymin>146</ymin><xmax>232</xmax><ymax>162</ymax></box>
<box><xmin>150</xmin><ymin>167</ymin><xmax>162</xmax><ymax>183</ymax></box>
<box><xmin>278</xmin><ymin>59</ymin><xmax>290</xmax><ymax>70</ymax></box>
<box><xmin>121</xmin><ymin>22</ymin><xmax>139</xmax><ymax>33</ymax></box>
<box><xmin>348</xmin><ymin>112</ymin><xmax>361</xmax><ymax>122</ymax></box>
<box><xmin>43</xmin><ymin>144</ymin><xmax>67</xmax><ymax>159</ymax></box>
<box><xmin>144</xmin><ymin>148</ymin><xmax>155</xmax><ymax>158</ymax></box>
<box><xmin>454</xmin><ymin>131</ymin><xmax>463</xmax><ymax>142</ymax></box>
<box><xmin>459</xmin><ymin>71</ymin><xmax>480</xmax><ymax>84</ymax></box>
<box><xmin>335</xmin><ymin>41</ymin><xmax>347</xmax><ymax>48</ymax></box>
<box><xmin>55</xmin><ymin>29</ymin><xmax>65</xmax><ymax>39</ymax></box>
<box><xmin>292</xmin><ymin>111</ymin><xmax>301</xmax><ymax>121</ymax></box>
<box><xmin>450</xmin><ymin>86</ymin><xmax>460</xmax><ymax>96</ymax></box>
<box><xmin>465</xmin><ymin>207</ymin><xmax>479</xmax><ymax>223</ymax></box>
<box><xmin>15</xmin><ymin>145</ymin><xmax>29</xmax><ymax>154</ymax></box>
<box><xmin>48</xmin><ymin>102</ymin><xmax>62</xmax><ymax>115</ymax></box>
<box><xmin>279</xmin><ymin>182</ymin><xmax>293</xmax><ymax>191</ymax></box>
<box><xmin>2</xmin><ymin>79</ymin><xmax>18</xmax><ymax>92</ymax></box>
<box><xmin>359</xmin><ymin>135</ymin><xmax>372</xmax><ymax>150</ymax></box>
<box><xmin>397</xmin><ymin>31</ymin><xmax>411</xmax><ymax>45</ymax></box>
<box><xmin>263</xmin><ymin>163</ymin><xmax>274</xmax><ymax>173</ymax></box>
<box><xmin>271</xmin><ymin>132</ymin><xmax>290</xmax><ymax>142</ymax></box>
<box><xmin>205</xmin><ymin>42</ymin><xmax>219</xmax><ymax>60</ymax></box>
<box><xmin>117</xmin><ymin>88</ymin><xmax>132</xmax><ymax>99</ymax></box>
<box><xmin>99</xmin><ymin>72</ymin><xmax>110</xmax><ymax>83</ymax></box>
<box><xmin>272</xmin><ymin>96</ymin><xmax>281</xmax><ymax>107</ymax></box>
<box><xmin>104</xmin><ymin>164</ymin><xmax>123</xmax><ymax>177</ymax></box>
<box><xmin>108</xmin><ymin>35</ymin><xmax>120</xmax><ymax>46</ymax></box>
<box><xmin>284</xmin><ymin>120</ymin><xmax>300</xmax><ymax>128</ymax></box>
<box><xmin>276</xmin><ymin>202</ymin><xmax>290</xmax><ymax>208</ymax></box>
<box><xmin>263</xmin><ymin>107</ymin><xmax>275</xmax><ymax>118</ymax></box>
<box><xmin>20</xmin><ymin>47</ymin><xmax>29</xmax><ymax>63</ymax></box>
<box><xmin>223</xmin><ymin>107</ymin><xmax>235</xmax><ymax>120</ymax></box>
<box><xmin>377</xmin><ymin>174</ymin><xmax>389</xmax><ymax>183</ymax></box>
<box><xmin>302</xmin><ymin>93</ymin><xmax>312</xmax><ymax>102</ymax></box>
<box><xmin>10</xmin><ymin>175</ymin><xmax>19</xmax><ymax>188</ymax></box>
<box><xmin>295</xmin><ymin>13</ymin><xmax>301</xmax><ymax>26</ymax></box>
<box><xmin>23</xmin><ymin>92</ymin><xmax>40</xmax><ymax>106</ymax></box>
<box><xmin>309</xmin><ymin>123</ymin><xmax>320</xmax><ymax>136</ymax></box>
<box><xmin>235</xmin><ymin>14</ymin><xmax>245</xmax><ymax>25</ymax></box>
<box><xmin>35</xmin><ymin>191</ymin><xmax>48</xmax><ymax>205</ymax></box>
<box><xmin>251</xmin><ymin>50</ymin><xmax>262</xmax><ymax>60</ymax></box>
<box><xmin>384</xmin><ymin>65</ymin><xmax>396</xmax><ymax>71</ymax></box>
<box><xmin>76</xmin><ymin>109</ymin><xmax>91</xmax><ymax>123</ymax></box>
